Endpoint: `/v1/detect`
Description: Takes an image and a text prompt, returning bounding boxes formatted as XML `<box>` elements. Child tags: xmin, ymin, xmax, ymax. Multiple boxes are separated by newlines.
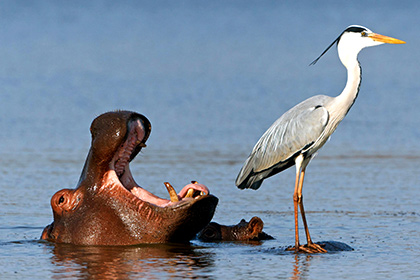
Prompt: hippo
<box><xmin>198</xmin><ymin>217</ymin><xmax>274</xmax><ymax>242</ymax></box>
<box><xmin>197</xmin><ymin>217</ymin><xmax>353</xmax><ymax>253</ymax></box>
<box><xmin>41</xmin><ymin>111</ymin><xmax>218</xmax><ymax>245</ymax></box>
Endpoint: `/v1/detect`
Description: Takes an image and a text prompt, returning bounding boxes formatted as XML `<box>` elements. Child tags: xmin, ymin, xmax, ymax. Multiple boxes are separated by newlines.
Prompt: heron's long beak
<box><xmin>369</xmin><ymin>33</ymin><xmax>406</xmax><ymax>44</ymax></box>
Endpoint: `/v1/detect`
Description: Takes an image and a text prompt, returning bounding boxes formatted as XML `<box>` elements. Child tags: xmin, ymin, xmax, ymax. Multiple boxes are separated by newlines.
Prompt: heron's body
<box><xmin>235</xmin><ymin>25</ymin><xmax>405</xmax><ymax>253</ymax></box>
<box><xmin>236</xmin><ymin>94</ymin><xmax>347</xmax><ymax>190</ymax></box>
<box><xmin>236</xmin><ymin>62</ymin><xmax>361</xmax><ymax>190</ymax></box>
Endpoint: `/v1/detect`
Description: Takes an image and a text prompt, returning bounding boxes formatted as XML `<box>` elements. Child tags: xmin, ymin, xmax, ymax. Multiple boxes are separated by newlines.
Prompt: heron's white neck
<box><xmin>332</xmin><ymin>50</ymin><xmax>362</xmax><ymax>120</ymax></box>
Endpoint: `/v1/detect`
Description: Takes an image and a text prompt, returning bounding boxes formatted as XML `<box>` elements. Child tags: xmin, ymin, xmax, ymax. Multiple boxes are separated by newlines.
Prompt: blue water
<box><xmin>1</xmin><ymin>1</ymin><xmax>420</xmax><ymax>279</ymax></box>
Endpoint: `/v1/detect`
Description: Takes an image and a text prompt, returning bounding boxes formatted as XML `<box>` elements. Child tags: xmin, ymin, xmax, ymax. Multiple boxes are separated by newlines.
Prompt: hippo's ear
<box><xmin>248</xmin><ymin>216</ymin><xmax>264</xmax><ymax>236</ymax></box>
<box><xmin>51</xmin><ymin>189</ymin><xmax>80</xmax><ymax>217</ymax></box>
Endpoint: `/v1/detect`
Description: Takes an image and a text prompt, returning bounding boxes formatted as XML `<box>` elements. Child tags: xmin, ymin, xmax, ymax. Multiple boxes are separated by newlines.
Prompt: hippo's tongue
<box><xmin>123</xmin><ymin>179</ymin><xmax>210</xmax><ymax>207</ymax></box>
<box><xmin>163</xmin><ymin>181</ymin><xmax>206</xmax><ymax>202</ymax></box>
<box><xmin>165</xmin><ymin>181</ymin><xmax>209</xmax><ymax>200</ymax></box>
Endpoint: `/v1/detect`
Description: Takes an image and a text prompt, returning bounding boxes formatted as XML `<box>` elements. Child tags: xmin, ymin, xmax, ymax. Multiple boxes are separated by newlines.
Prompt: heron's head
<box><xmin>310</xmin><ymin>25</ymin><xmax>405</xmax><ymax>67</ymax></box>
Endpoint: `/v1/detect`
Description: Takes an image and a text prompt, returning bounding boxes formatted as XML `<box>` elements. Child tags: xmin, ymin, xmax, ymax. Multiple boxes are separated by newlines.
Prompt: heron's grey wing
<box><xmin>236</xmin><ymin>103</ymin><xmax>329</xmax><ymax>188</ymax></box>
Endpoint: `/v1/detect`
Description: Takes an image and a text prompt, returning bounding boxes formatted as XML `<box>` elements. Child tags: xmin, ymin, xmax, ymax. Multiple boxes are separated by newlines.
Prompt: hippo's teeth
<box><xmin>164</xmin><ymin>182</ymin><xmax>179</xmax><ymax>202</ymax></box>
<box><xmin>191</xmin><ymin>180</ymin><xmax>198</xmax><ymax>184</ymax></box>
<box><xmin>185</xmin><ymin>188</ymin><xmax>195</xmax><ymax>198</ymax></box>
<box><xmin>137</xmin><ymin>142</ymin><xmax>147</xmax><ymax>148</ymax></box>
<box><xmin>200</xmin><ymin>191</ymin><xmax>206</xmax><ymax>196</ymax></box>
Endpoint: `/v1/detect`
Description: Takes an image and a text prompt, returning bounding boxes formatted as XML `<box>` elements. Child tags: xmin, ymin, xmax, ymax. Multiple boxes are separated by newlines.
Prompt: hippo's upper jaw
<box><xmin>42</xmin><ymin>111</ymin><xmax>218</xmax><ymax>246</ymax></box>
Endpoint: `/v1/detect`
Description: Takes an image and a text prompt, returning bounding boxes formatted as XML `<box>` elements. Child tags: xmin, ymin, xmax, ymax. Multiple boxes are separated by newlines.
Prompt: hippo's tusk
<box><xmin>164</xmin><ymin>182</ymin><xmax>179</xmax><ymax>202</ymax></box>
<box><xmin>185</xmin><ymin>188</ymin><xmax>195</xmax><ymax>198</ymax></box>
<box><xmin>191</xmin><ymin>180</ymin><xmax>198</xmax><ymax>184</ymax></box>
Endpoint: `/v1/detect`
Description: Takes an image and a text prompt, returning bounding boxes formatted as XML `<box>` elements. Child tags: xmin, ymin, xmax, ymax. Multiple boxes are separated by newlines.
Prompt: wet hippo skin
<box><xmin>41</xmin><ymin>111</ymin><xmax>218</xmax><ymax>245</ymax></box>
<box><xmin>198</xmin><ymin>217</ymin><xmax>274</xmax><ymax>242</ymax></box>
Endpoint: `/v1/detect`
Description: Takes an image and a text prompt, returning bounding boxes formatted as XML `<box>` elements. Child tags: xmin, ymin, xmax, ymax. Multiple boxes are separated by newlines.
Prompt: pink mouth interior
<box><xmin>109</xmin><ymin>118</ymin><xmax>209</xmax><ymax>207</ymax></box>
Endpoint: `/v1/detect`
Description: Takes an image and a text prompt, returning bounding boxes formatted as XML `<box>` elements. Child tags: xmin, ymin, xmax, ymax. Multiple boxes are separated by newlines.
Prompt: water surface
<box><xmin>1</xmin><ymin>1</ymin><xmax>419</xmax><ymax>279</ymax></box>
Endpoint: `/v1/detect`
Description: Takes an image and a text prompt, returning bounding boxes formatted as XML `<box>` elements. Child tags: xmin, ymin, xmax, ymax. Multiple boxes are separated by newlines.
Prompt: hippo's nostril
<box><xmin>58</xmin><ymin>196</ymin><xmax>65</xmax><ymax>204</ymax></box>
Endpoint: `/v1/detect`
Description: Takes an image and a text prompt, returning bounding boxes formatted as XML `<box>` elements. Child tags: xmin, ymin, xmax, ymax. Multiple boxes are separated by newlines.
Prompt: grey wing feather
<box><xmin>236</xmin><ymin>96</ymin><xmax>330</xmax><ymax>189</ymax></box>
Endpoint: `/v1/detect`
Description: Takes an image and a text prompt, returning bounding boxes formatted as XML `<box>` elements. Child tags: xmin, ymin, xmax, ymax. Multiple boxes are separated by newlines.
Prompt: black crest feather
<box><xmin>309</xmin><ymin>26</ymin><xmax>368</xmax><ymax>66</ymax></box>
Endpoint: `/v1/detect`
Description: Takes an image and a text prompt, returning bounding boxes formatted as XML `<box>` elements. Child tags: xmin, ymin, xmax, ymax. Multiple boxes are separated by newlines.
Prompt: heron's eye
<box><xmin>361</xmin><ymin>31</ymin><xmax>367</xmax><ymax>37</ymax></box>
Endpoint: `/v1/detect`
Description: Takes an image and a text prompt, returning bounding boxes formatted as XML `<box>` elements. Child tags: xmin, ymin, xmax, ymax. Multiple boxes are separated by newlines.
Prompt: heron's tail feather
<box><xmin>236</xmin><ymin>165</ymin><xmax>265</xmax><ymax>189</ymax></box>
<box><xmin>236</xmin><ymin>175</ymin><xmax>263</xmax><ymax>190</ymax></box>
<box><xmin>236</xmin><ymin>155</ymin><xmax>265</xmax><ymax>190</ymax></box>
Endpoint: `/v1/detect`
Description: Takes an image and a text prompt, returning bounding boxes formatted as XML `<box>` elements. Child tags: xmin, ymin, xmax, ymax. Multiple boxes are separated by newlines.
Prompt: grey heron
<box><xmin>235</xmin><ymin>25</ymin><xmax>405</xmax><ymax>253</ymax></box>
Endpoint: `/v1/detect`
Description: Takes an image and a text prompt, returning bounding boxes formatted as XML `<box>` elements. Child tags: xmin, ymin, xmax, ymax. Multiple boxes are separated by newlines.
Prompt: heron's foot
<box><xmin>286</xmin><ymin>242</ymin><xmax>327</xmax><ymax>254</ymax></box>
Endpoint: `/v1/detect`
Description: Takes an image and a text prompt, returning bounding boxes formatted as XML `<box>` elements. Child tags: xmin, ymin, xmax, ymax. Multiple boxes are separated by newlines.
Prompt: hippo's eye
<box><xmin>58</xmin><ymin>196</ymin><xmax>65</xmax><ymax>204</ymax></box>
<box><xmin>204</xmin><ymin>230</ymin><xmax>217</xmax><ymax>239</ymax></box>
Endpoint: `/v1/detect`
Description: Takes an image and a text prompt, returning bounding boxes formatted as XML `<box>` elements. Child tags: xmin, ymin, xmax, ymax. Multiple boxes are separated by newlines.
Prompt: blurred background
<box><xmin>0</xmin><ymin>0</ymin><xmax>417</xmax><ymax>155</ymax></box>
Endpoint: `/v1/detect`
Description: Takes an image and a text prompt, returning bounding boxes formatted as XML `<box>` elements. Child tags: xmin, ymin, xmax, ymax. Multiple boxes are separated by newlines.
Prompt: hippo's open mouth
<box><xmin>108</xmin><ymin>117</ymin><xmax>210</xmax><ymax>208</ymax></box>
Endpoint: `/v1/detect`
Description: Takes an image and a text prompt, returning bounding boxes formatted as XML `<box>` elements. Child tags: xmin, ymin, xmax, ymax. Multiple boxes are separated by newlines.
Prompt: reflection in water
<box><xmin>263</xmin><ymin>247</ymin><xmax>315</xmax><ymax>280</ymax></box>
<box><xmin>290</xmin><ymin>254</ymin><xmax>313</xmax><ymax>280</ymax></box>
<box><xmin>47</xmin><ymin>243</ymin><xmax>215</xmax><ymax>279</ymax></box>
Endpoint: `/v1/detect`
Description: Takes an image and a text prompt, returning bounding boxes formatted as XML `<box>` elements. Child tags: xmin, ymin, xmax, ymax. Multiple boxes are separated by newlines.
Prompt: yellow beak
<box><xmin>369</xmin><ymin>33</ymin><xmax>406</xmax><ymax>44</ymax></box>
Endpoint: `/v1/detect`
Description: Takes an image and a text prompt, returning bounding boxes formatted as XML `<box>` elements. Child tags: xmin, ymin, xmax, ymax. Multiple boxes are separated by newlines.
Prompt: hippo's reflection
<box><xmin>48</xmin><ymin>242</ymin><xmax>215</xmax><ymax>279</ymax></box>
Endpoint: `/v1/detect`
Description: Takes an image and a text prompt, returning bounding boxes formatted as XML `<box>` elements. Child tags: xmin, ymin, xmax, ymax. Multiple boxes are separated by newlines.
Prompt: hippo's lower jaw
<box><xmin>42</xmin><ymin>111</ymin><xmax>218</xmax><ymax>245</ymax></box>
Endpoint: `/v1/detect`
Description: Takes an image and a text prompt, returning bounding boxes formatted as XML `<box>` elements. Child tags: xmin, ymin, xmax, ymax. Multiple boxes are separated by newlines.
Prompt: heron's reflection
<box><xmin>287</xmin><ymin>240</ymin><xmax>353</xmax><ymax>279</ymax></box>
<box><xmin>46</xmin><ymin>242</ymin><xmax>215</xmax><ymax>279</ymax></box>
<box><xmin>290</xmin><ymin>253</ymin><xmax>313</xmax><ymax>280</ymax></box>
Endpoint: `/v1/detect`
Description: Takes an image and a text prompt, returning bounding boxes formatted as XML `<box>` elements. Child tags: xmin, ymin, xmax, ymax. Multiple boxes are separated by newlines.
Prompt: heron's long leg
<box><xmin>293</xmin><ymin>168</ymin><xmax>301</xmax><ymax>250</ymax></box>
<box><xmin>297</xmin><ymin>167</ymin><xmax>327</xmax><ymax>253</ymax></box>
<box><xmin>297</xmin><ymin>167</ymin><xmax>313</xmax><ymax>244</ymax></box>
<box><xmin>289</xmin><ymin>155</ymin><xmax>326</xmax><ymax>253</ymax></box>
